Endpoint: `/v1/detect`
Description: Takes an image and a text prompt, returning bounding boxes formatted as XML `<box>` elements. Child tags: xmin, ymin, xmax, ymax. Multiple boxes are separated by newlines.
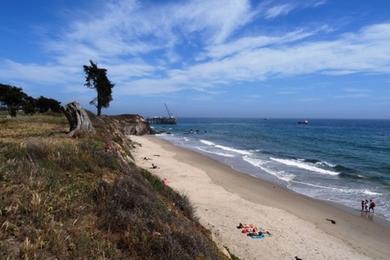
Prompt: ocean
<box><xmin>152</xmin><ymin>118</ymin><xmax>390</xmax><ymax>221</ymax></box>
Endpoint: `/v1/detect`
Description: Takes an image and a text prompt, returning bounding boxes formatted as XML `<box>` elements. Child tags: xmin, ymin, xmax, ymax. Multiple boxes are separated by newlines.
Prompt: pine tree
<box><xmin>83</xmin><ymin>61</ymin><xmax>114</xmax><ymax>116</ymax></box>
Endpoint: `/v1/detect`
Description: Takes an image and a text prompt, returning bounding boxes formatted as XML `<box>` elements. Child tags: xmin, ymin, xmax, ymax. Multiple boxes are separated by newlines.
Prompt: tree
<box><xmin>0</xmin><ymin>84</ymin><xmax>26</xmax><ymax>117</ymax></box>
<box><xmin>83</xmin><ymin>60</ymin><xmax>114</xmax><ymax>116</ymax></box>
<box><xmin>22</xmin><ymin>96</ymin><xmax>37</xmax><ymax>115</ymax></box>
<box><xmin>36</xmin><ymin>96</ymin><xmax>62</xmax><ymax>113</ymax></box>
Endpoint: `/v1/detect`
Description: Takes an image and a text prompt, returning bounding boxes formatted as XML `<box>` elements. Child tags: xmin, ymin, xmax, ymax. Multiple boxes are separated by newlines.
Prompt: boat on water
<box><xmin>147</xmin><ymin>104</ymin><xmax>177</xmax><ymax>125</ymax></box>
<box><xmin>297</xmin><ymin>120</ymin><xmax>309</xmax><ymax>125</ymax></box>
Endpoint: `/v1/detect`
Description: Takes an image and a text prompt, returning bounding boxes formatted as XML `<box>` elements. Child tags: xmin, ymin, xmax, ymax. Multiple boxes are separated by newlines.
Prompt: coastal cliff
<box><xmin>0</xmin><ymin>113</ymin><xmax>228</xmax><ymax>259</ymax></box>
<box><xmin>109</xmin><ymin>114</ymin><xmax>153</xmax><ymax>136</ymax></box>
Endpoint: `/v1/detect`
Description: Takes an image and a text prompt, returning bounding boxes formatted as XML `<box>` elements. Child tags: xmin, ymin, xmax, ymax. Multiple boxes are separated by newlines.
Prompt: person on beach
<box><xmin>361</xmin><ymin>200</ymin><xmax>365</xmax><ymax>212</ymax></box>
<box><xmin>365</xmin><ymin>199</ymin><xmax>369</xmax><ymax>212</ymax></box>
<box><xmin>237</xmin><ymin>223</ymin><xmax>244</xmax><ymax>229</ymax></box>
<box><xmin>369</xmin><ymin>199</ymin><xmax>376</xmax><ymax>213</ymax></box>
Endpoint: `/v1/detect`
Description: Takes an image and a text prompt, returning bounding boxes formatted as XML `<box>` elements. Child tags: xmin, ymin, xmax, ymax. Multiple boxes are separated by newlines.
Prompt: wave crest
<box><xmin>270</xmin><ymin>157</ymin><xmax>340</xmax><ymax>176</ymax></box>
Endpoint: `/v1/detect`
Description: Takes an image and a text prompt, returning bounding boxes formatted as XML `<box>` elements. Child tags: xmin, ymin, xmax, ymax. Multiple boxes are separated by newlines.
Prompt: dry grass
<box><xmin>0</xmin><ymin>114</ymin><xmax>227</xmax><ymax>259</ymax></box>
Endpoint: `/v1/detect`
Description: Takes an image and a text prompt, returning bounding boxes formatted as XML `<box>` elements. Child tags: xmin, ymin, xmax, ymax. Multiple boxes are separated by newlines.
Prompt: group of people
<box><xmin>236</xmin><ymin>223</ymin><xmax>271</xmax><ymax>239</ymax></box>
<box><xmin>361</xmin><ymin>199</ymin><xmax>376</xmax><ymax>213</ymax></box>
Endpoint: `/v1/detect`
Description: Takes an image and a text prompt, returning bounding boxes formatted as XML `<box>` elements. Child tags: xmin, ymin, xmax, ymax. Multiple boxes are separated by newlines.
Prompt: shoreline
<box><xmin>164</xmin><ymin>136</ymin><xmax>390</xmax><ymax>227</ymax></box>
<box><xmin>131</xmin><ymin>135</ymin><xmax>390</xmax><ymax>259</ymax></box>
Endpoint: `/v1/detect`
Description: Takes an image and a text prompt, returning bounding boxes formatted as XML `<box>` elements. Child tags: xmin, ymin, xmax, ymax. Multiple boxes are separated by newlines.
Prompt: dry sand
<box><xmin>130</xmin><ymin>135</ymin><xmax>390</xmax><ymax>260</ymax></box>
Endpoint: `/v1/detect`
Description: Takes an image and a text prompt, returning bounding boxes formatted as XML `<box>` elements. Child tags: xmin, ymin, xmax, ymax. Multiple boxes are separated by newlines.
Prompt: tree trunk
<box><xmin>97</xmin><ymin>91</ymin><xmax>101</xmax><ymax>116</ymax></box>
<box><xmin>97</xmin><ymin>105</ymin><xmax>101</xmax><ymax>116</ymax></box>
<box><xmin>63</xmin><ymin>101</ymin><xmax>95</xmax><ymax>137</ymax></box>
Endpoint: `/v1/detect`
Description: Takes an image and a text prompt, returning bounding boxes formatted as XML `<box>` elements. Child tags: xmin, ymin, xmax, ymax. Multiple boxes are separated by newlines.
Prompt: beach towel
<box><xmin>250</xmin><ymin>234</ymin><xmax>265</xmax><ymax>239</ymax></box>
<box><xmin>249</xmin><ymin>233</ymin><xmax>271</xmax><ymax>239</ymax></box>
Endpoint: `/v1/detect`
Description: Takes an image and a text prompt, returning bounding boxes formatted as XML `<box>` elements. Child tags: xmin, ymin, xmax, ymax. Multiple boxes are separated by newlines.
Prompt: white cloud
<box><xmin>262</xmin><ymin>0</ymin><xmax>327</xmax><ymax>20</ymax></box>
<box><xmin>120</xmin><ymin>23</ymin><xmax>390</xmax><ymax>95</ymax></box>
<box><xmin>1</xmin><ymin>0</ymin><xmax>390</xmax><ymax>99</ymax></box>
<box><xmin>0</xmin><ymin>59</ymin><xmax>79</xmax><ymax>85</ymax></box>
<box><xmin>201</xmin><ymin>29</ymin><xmax>318</xmax><ymax>60</ymax></box>
<box><xmin>265</xmin><ymin>4</ymin><xmax>295</xmax><ymax>19</ymax></box>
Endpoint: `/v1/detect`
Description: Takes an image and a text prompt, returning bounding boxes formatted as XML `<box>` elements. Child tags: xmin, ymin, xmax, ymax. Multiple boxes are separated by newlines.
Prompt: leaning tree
<box><xmin>83</xmin><ymin>60</ymin><xmax>114</xmax><ymax>116</ymax></box>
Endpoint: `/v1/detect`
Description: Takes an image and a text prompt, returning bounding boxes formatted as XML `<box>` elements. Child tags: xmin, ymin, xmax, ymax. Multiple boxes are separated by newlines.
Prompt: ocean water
<box><xmin>153</xmin><ymin>118</ymin><xmax>390</xmax><ymax>221</ymax></box>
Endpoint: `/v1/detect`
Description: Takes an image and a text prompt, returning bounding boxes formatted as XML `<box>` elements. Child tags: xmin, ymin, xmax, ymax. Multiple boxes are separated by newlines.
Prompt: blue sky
<box><xmin>1</xmin><ymin>0</ymin><xmax>390</xmax><ymax>118</ymax></box>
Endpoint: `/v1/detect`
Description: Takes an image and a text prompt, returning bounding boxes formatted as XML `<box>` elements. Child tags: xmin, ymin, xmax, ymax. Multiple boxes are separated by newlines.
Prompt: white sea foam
<box><xmin>215</xmin><ymin>145</ymin><xmax>252</xmax><ymax>155</ymax></box>
<box><xmin>315</xmin><ymin>161</ymin><xmax>336</xmax><ymax>168</ymax></box>
<box><xmin>292</xmin><ymin>180</ymin><xmax>345</xmax><ymax>191</ymax></box>
<box><xmin>363</xmin><ymin>189</ymin><xmax>382</xmax><ymax>196</ymax></box>
<box><xmin>270</xmin><ymin>157</ymin><xmax>340</xmax><ymax>176</ymax></box>
<box><xmin>199</xmin><ymin>139</ymin><xmax>252</xmax><ymax>155</ymax></box>
<box><xmin>292</xmin><ymin>181</ymin><xmax>383</xmax><ymax>196</ymax></box>
<box><xmin>183</xmin><ymin>137</ymin><xmax>189</xmax><ymax>142</ymax></box>
<box><xmin>243</xmin><ymin>156</ymin><xmax>295</xmax><ymax>182</ymax></box>
<box><xmin>200</xmin><ymin>139</ymin><xmax>216</xmax><ymax>146</ymax></box>
<box><xmin>196</xmin><ymin>147</ymin><xmax>235</xmax><ymax>158</ymax></box>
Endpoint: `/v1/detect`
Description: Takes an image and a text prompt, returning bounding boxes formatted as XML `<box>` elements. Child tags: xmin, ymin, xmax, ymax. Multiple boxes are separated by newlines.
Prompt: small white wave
<box><xmin>291</xmin><ymin>181</ymin><xmax>383</xmax><ymax>196</ymax></box>
<box><xmin>200</xmin><ymin>139</ymin><xmax>216</xmax><ymax>146</ymax></box>
<box><xmin>243</xmin><ymin>156</ymin><xmax>295</xmax><ymax>182</ymax></box>
<box><xmin>196</xmin><ymin>147</ymin><xmax>236</xmax><ymax>158</ymax></box>
<box><xmin>292</xmin><ymin>180</ymin><xmax>343</xmax><ymax>190</ymax></box>
<box><xmin>363</xmin><ymin>189</ymin><xmax>382</xmax><ymax>196</ymax></box>
<box><xmin>270</xmin><ymin>157</ymin><xmax>339</xmax><ymax>176</ymax></box>
<box><xmin>215</xmin><ymin>145</ymin><xmax>252</xmax><ymax>155</ymax></box>
<box><xmin>183</xmin><ymin>137</ymin><xmax>189</xmax><ymax>142</ymax></box>
<box><xmin>199</xmin><ymin>140</ymin><xmax>252</xmax><ymax>155</ymax></box>
<box><xmin>315</xmin><ymin>161</ymin><xmax>336</xmax><ymax>168</ymax></box>
<box><xmin>155</xmin><ymin>133</ymin><xmax>167</xmax><ymax>137</ymax></box>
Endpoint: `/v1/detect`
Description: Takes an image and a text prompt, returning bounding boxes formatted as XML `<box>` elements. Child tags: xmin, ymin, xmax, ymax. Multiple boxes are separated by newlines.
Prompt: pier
<box><xmin>147</xmin><ymin>104</ymin><xmax>176</xmax><ymax>125</ymax></box>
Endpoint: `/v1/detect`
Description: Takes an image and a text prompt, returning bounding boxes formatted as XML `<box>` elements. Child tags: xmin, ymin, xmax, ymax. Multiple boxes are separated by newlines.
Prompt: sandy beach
<box><xmin>130</xmin><ymin>135</ymin><xmax>390</xmax><ymax>260</ymax></box>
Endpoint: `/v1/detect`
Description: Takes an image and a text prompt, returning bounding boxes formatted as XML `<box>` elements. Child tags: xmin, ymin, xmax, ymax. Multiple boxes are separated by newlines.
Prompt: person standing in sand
<box><xmin>361</xmin><ymin>200</ymin><xmax>365</xmax><ymax>212</ymax></box>
<box><xmin>365</xmin><ymin>199</ymin><xmax>369</xmax><ymax>212</ymax></box>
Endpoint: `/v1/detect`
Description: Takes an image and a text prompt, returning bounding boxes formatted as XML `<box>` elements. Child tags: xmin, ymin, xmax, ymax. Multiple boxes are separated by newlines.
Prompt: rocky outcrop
<box><xmin>109</xmin><ymin>114</ymin><xmax>152</xmax><ymax>136</ymax></box>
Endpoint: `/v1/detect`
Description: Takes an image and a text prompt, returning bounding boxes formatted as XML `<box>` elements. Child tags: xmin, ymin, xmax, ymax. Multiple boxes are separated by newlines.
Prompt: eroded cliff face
<box><xmin>109</xmin><ymin>114</ymin><xmax>152</xmax><ymax>136</ymax></box>
<box><xmin>88</xmin><ymin>113</ymin><xmax>153</xmax><ymax>164</ymax></box>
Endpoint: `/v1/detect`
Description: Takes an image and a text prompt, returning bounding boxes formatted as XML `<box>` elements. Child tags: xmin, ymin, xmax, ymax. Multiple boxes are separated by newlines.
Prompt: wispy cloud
<box><xmin>263</xmin><ymin>0</ymin><xmax>327</xmax><ymax>20</ymax></box>
<box><xmin>265</xmin><ymin>4</ymin><xmax>295</xmax><ymax>19</ymax></box>
<box><xmin>1</xmin><ymin>0</ymin><xmax>390</xmax><ymax>98</ymax></box>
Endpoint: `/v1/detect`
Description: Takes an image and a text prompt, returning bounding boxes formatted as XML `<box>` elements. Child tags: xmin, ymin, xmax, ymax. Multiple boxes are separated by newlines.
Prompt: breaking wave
<box><xmin>200</xmin><ymin>139</ymin><xmax>252</xmax><ymax>155</ymax></box>
<box><xmin>270</xmin><ymin>157</ymin><xmax>340</xmax><ymax>176</ymax></box>
<box><xmin>243</xmin><ymin>156</ymin><xmax>295</xmax><ymax>182</ymax></box>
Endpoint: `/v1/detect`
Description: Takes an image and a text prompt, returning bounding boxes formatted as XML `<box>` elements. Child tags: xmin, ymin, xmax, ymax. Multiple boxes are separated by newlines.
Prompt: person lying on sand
<box><xmin>236</xmin><ymin>223</ymin><xmax>244</xmax><ymax>229</ymax></box>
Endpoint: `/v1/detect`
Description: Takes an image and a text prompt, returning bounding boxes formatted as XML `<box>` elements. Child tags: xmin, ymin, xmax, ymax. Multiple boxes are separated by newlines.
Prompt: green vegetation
<box><xmin>0</xmin><ymin>114</ymin><xmax>227</xmax><ymax>259</ymax></box>
<box><xmin>0</xmin><ymin>83</ymin><xmax>62</xmax><ymax>117</ymax></box>
<box><xmin>83</xmin><ymin>60</ymin><xmax>114</xmax><ymax>116</ymax></box>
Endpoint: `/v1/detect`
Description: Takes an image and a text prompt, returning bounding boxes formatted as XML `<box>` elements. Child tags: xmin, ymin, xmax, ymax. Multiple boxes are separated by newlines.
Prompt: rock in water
<box><xmin>63</xmin><ymin>101</ymin><xmax>95</xmax><ymax>137</ymax></box>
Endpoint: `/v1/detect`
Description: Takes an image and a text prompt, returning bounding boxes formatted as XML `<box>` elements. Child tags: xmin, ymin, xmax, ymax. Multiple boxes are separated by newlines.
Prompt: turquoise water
<box><xmin>153</xmin><ymin>118</ymin><xmax>390</xmax><ymax>220</ymax></box>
